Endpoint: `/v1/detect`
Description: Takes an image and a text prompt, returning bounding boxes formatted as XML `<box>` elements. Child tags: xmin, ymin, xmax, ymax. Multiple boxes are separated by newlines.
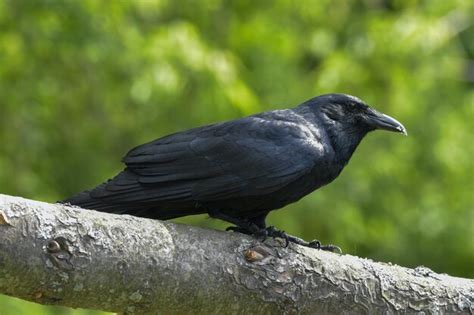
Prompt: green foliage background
<box><xmin>0</xmin><ymin>0</ymin><xmax>473</xmax><ymax>314</ymax></box>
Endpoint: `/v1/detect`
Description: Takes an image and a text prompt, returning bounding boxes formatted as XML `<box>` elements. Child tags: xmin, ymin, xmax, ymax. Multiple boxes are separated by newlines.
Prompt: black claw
<box><xmin>308</xmin><ymin>240</ymin><xmax>321</xmax><ymax>249</ymax></box>
<box><xmin>320</xmin><ymin>244</ymin><xmax>342</xmax><ymax>253</ymax></box>
<box><xmin>263</xmin><ymin>226</ymin><xmax>290</xmax><ymax>247</ymax></box>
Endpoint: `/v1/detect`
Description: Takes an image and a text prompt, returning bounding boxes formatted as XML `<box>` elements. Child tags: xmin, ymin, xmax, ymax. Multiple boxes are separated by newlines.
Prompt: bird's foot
<box><xmin>263</xmin><ymin>226</ymin><xmax>342</xmax><ymax>253</ymax></box>
<box><xmin>227</xmin><ymin>225</ymin><xmax>341</xmax><ymax>253</ymax></box>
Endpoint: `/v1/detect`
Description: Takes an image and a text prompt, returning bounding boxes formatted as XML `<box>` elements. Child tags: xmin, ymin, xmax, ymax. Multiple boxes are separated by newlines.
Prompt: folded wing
<box><xmin>64</xmin><ymin>114</ymin><xmax>322</xmax><ymax>217</ymax></box>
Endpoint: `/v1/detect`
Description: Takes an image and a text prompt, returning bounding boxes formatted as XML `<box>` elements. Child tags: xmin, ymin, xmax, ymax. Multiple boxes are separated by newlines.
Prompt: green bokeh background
<box><xmin>0</xmin><ymin>0</ymin><xmax>473</xmax><ymax>314</ymax></box>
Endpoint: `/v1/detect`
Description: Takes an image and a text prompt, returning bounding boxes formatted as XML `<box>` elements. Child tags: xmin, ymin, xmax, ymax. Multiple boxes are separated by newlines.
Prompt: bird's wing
<box><xmin>90</xmin><ymin>115</ymin><xmax>322</xmax><ymax>204</ymax></box>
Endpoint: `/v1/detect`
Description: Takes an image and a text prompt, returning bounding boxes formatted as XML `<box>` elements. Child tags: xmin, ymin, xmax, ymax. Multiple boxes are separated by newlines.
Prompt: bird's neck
<box><xmin>325</xmin><ymin>123</ymin><xmax>368</xmax><ymax>165</ymax></box>
<box><xmin>294</xmin><ymin>105</ymin><xmax>368</xmax><ymax>164</ymax></box>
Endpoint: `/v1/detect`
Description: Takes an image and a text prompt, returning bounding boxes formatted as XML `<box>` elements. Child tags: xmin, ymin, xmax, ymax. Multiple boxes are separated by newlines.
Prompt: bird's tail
<box><xmin>58</xmin><ymin>175</ymin><xmax>206</xmax><ymax>220</ymax></box>
<box><xmin>58</xmin><ymin>181</ymin><xmax>118</xmax><ymax>213</ymax></box>
<box><xmin>59</xmin><ymin>190</ymin><xmax>203</xmax><ymax>220</ymax></box>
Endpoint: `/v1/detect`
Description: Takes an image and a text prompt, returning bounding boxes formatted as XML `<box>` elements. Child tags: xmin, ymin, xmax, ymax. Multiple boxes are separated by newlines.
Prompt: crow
<box><xmin>61</xmin><ymin>93</ymin><xmax>406</xmax><ymax>251</ymax></box>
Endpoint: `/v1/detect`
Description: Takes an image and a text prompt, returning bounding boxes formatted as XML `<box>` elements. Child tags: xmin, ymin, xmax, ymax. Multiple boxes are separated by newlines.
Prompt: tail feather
<box><xmin>59</xmin><ymin>184</ymin><xmax>120</xmax><ymax>213</ymax></box>
<box><xmin>59</xmin><ymin>174</ymin><xmax>206</xmax><ymax>220</ymax></box>
<box><xmin>60</xmin><ymin>189</ymin><xmax>205</xmax><ymax>220</ymax></box>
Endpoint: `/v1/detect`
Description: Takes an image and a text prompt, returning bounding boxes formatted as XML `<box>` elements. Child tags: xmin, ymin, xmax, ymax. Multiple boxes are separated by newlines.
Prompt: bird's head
<box><xmin>311</xmin><ymin>93</ymin><xmax>407</xmax><ymax>136</ymax></box>
<box><xmin>298</xmin><ymin>93</ymin><xmax>407</xmax><ymax>162</ymax></box>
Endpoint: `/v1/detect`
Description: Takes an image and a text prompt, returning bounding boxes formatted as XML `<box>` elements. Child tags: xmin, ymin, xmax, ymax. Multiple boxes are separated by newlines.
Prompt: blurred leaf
<box><xmin>0</xmin><ymin>0</ymin><xmax>473</xmax><ymax>313</ymax></box>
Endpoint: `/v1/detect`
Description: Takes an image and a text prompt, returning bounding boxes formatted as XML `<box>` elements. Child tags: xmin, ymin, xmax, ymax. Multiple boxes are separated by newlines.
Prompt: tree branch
<box><xmin>0</xmin><ymin>194</ymin><xmax>472</xmax><ymax>314</ymax></box>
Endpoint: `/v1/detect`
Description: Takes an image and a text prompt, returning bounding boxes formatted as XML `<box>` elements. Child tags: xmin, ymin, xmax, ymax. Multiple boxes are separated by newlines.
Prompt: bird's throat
<box><xmin>326</xmin><ymin>125</ymin><xmax>367</xmax><ymax>165</ymax></box>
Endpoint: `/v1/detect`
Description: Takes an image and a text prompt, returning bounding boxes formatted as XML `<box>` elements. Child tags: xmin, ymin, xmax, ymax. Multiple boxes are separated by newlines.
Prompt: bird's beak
<box><xmin>366</xmin><ymin>110</ymin><xmax>407</xmax><ymax>135</ymax></box>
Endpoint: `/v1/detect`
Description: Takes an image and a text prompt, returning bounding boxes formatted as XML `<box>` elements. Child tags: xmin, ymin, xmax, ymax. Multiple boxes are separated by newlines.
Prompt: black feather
<box><xmin>61</xmin><ymin>93</ymin><xmax>406</xmax><ymax>227</ymax></box>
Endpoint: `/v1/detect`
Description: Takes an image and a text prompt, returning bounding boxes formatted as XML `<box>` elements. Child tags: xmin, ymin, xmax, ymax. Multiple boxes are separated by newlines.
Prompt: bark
<box><xmin>0</xmin><ymin>194</ymin><xmax>472</xmax><ymax>314</ymax></box>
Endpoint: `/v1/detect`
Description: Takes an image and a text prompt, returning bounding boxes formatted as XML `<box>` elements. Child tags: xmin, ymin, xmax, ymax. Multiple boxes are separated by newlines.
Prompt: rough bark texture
<box><xmin>0</xmin><ymin>194</ymin><xmax>472</xmax><ymax>314</ymax></box>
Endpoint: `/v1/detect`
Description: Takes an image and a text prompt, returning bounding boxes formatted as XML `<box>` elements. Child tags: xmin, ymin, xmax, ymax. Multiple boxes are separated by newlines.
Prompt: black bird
<box><xmin>62</xmin><ymin>93</ymin><xmax>406</xmax><ymax>251</ymax></box>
